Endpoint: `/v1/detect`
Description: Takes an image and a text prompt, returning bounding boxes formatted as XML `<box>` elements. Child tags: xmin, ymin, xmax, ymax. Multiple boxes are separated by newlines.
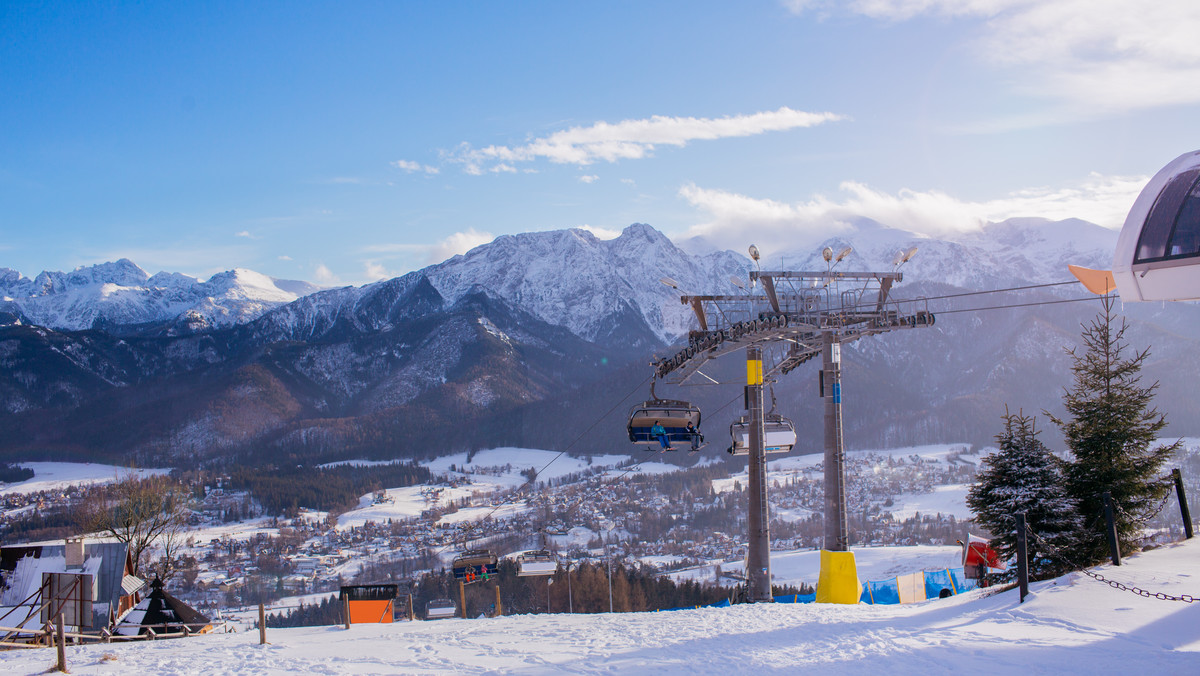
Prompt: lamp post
<box><xmin>565</xmin><ymin>562</ymin><xmax>575</xmax><ymax>614</ymax></box>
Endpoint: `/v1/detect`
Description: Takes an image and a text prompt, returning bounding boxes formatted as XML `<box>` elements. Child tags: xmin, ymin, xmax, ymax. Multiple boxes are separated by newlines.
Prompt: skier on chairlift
<box><xmin>685</xmin><ymin>420</ymin><xmax>702</xmax><ymax>452</ymax></box>
<box><xmin>650</xmin><ymin>420</ymin><xmax>672</xmax><ymax>451</ymax></box>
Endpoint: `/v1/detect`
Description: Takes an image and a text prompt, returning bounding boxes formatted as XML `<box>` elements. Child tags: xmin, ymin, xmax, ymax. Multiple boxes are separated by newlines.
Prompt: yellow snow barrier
<box><xmin>815</xmin><ymin>549</ymin><xmax>860</xmax><ymax>604</ymax></box>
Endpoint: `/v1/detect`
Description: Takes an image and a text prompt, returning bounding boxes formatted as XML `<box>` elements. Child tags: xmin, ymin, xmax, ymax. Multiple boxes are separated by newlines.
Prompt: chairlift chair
<box><xmin>1106</xmin><ymin>149</ymin><xmax>1200</xmax><ymax>301</ymax></box>
<box><xmin>727</xmin><ymin>414</ymin><xmax>797</xmax><ymax>455</ymax></box>
<box><xmin>516</xmin><ymin>550</ymin><xmax>559</xmax><ymax>577</ymax></box>
<box><xmin>627</xmin><ymin>382</ymin><xmax>703</xmax><ymax>451</ymax></box>
<box><xmin>425</xmin><ymin>598</ymin><xmax>457</xmax><ymax>620</ymax></box>
<box><xmin>452</xmin><ymin>549</ymin><xmax>499</xmax><ymax>583</ymax></box>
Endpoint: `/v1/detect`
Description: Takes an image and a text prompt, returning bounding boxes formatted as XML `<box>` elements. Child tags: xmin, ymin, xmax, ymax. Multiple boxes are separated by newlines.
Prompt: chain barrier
<box><xmin>1024</xmin><ymin>524</ymin><xmax>1196</xmax><ymax>603</ymax></box>
<box><xmin>1110</xmin><ymin>482</ymin><xmax>1175</xmax><ymax>527</ymax></box>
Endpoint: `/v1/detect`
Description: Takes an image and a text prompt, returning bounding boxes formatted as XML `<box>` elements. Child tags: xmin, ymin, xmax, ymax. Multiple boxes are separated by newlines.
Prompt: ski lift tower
<box><xmin>654</xmin><ymin>246</ymin><xmax>932</xmax><ymax>602</ymax></box>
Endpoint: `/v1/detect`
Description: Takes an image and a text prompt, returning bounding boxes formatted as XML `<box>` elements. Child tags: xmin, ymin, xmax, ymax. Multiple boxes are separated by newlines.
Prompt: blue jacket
<box><xmin>650</xmin><ymin>424</ymin><xmax>666</xmax><ymax>437</ymax></box>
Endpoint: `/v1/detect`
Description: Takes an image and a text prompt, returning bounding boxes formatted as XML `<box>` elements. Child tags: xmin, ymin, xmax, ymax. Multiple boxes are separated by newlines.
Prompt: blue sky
<box><xmin>3</xmin><ymin>1</ymin><xmax>1199</xmax><ymax>285</ymax></box>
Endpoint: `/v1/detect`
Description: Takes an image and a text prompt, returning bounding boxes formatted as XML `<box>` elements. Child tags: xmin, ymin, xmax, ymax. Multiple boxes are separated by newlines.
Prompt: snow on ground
<box><xmin>6</xmin><ymin>539</ymin><xmax>1197</xmax><ymax>675</ymax></box>
<box><xmin>887</xmin><ymin>483</ymin><xmax>974</xmax><ymax>520</ymax></box>
<box><xmin>0</xmin><ymin>462</ymin><xmax>168</xmax><ymax>496</ymax></box>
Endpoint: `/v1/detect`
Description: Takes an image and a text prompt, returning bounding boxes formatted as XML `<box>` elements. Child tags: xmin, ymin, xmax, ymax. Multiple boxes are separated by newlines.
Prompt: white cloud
<box><xmin>390</xmin><ymin>159</ymin><xmax>440</xmax><ymax>175</ymax></box>
<box><xmin>577</xmin><ymin>225</ymin><xmax>622</xmax><ymax>240</ymax></box>
<box><xmin>450</xmin><ymin>107</ymin><xmax>843</xmax><ymax>173</ymax></box>
<box><xmin>429</xmin><ymin>228</ymin><xmax>495</xmax><ymax>263</ymax></box>
<box><xmin>579</xmin><ymin>175</ymin><xmax>599</xmax><ymax>184</ymax></box>
<box><xmin>313</xmin><ymin>264</ymin><xmax>341</xmax><ymax>285</ymax></box>
<box><xmin>787</xmin><ymin>1</ymin><xmax>1200</xmax><ymax>114</ymax></box>
<box><xmin>235</xmin><ymin>230</ymin><xmax>254</xmax><ymax>238</ymax></box>
<box><xmin>278</xmin><ymin>255</ymin><xmax>293</xmax><ymax>261</ymax></box>
<box><xmin>363</xmin><ymin>261</ymin><xmax>392</xmax><ymax>281</ymax></box>
<box><xmin>680</xmin><ymin>172</ymin><xmax>1146</xmax><ymax>250</ymax></box>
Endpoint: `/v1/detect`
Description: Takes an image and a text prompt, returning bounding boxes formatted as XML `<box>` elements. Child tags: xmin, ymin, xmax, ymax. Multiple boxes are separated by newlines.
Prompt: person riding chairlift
<box><xmin>650</xmin><ymin>420</ymin><xmax>672</xmax><ymax>451</ymax></box>
<box><xmin>685</xmin><ymin>420</ymin><xmax>703</xmax><ymax>451</ymax></box>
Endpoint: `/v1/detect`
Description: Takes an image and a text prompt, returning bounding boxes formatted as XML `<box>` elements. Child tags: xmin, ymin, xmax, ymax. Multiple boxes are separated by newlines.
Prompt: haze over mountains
<box><xmin>1</xmin><ymin>218</ymin><xmax>1196</xmax><ymax>467</ymax></box>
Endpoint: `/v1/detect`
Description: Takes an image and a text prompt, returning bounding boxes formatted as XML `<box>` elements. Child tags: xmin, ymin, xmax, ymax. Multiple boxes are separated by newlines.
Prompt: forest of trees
<box><xmin>222</xmin><ymin>462</ymin><xmax>431</xmax><ymax>515</ymax></box>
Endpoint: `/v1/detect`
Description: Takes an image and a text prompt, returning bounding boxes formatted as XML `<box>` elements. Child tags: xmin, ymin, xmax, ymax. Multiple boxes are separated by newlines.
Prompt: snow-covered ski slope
<box><xmin>5</xmin><ymin>539</ymin><xmax>1197</xmax><ymax>675</ymax></box>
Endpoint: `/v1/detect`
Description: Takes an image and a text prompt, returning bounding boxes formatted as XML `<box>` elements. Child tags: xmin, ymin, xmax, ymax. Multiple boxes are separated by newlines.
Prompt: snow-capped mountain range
<box><xmin>0</xmin><ymin>217</ymin><xmax>1119</xmax><ymax>342</ymax></box>
<box><xmin>0</xmin><ymin>260</ymin><xmax>322</xmax><ymax>332</ymax></box>
<box><xmin>4</xmin><ymin>217</ymin><xmax>1194</xmax><ymax>466</ymax></box>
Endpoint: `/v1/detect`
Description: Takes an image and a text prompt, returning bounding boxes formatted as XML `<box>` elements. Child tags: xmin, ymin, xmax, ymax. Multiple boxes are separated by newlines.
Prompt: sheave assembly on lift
<box><xmin>627</xmin><ymin>381</ymin><xmax>704</xmax><ymax>451</ymax></box>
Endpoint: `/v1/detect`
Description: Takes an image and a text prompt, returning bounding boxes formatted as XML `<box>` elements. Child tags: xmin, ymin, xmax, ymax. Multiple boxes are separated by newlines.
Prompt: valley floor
<box><xmin>4</xmin><ymin>539</ymin><xmax>1198</xmax><ymax>675</ymax></box>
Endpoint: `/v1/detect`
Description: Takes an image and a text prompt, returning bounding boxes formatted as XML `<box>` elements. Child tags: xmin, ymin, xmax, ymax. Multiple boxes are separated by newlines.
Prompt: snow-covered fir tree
<box><xmin>967</xmin><ymin>409</ymin><xmax>1082</xmax><ymax>580</ymax></box>
<box><xmin>1048</xmin><ymin>296</ymin><xmax>1180</xmax><ymax>563</ymax></box>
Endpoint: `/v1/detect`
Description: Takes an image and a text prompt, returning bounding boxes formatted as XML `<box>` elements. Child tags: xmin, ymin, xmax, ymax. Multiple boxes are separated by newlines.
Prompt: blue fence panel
<box><xmin>924</xmin><ymin>569</ymin><xmax>956</xmax><ymax>599</ymax></box>
<box><xmin>861</xmin><ymin>579</ymin><xmax>901</xmax><ymax>605</ymax></box>
<box><xmin>774</xmin><ymin>593</ymin><xmax>816</xmax><ymax>604</ymax></box>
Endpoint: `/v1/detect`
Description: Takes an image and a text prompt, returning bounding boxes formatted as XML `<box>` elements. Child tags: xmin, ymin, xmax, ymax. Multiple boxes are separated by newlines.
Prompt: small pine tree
<box><xmin>967</xmin><ymin>409</ymin><xmax>1082</xmax><ymax>580</ymax></box>
<box><xmin>1047</xmin><ymin>296</ymin><xmax>1180</xmax><ymax>563</ymax></box>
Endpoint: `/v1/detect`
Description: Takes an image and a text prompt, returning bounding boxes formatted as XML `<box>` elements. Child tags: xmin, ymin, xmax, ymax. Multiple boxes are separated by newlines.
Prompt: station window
<box><xmin>1135</xmin><ymin>168</ymin><xmax>1200</xmax><ymax>263</ymax></box>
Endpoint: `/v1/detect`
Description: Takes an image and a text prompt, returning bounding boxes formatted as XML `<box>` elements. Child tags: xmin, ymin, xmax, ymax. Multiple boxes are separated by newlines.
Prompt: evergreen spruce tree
<box><xmin>1047</xmin><ymin>296</ymin><xmax>1179</xmax><ymax>562</ymax></box>
<box><xmin>967</xmin><ymin>409</ymin><xmax>1082</xmax><ymax>580</ymax></box>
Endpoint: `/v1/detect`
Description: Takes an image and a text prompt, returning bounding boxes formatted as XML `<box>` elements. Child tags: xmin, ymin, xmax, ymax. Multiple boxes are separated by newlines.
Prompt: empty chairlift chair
<box><xmin>452</xmin><ymin>549</ymin><xmax>499</xmax><ymax>583</ymax></box>
<box><xmin>727</xmin><ymin>414</ymin><xmax>797</xmax><ymax>455</ymax></box>
<box><xmin>516</xmin><ymin>550</ymin><xmax>558</xmax><ymax>577</ymax></box>
<box><xmin>1110</xmin><ymin>149</ymin><xmax>1200</xmax><ymax>301</ymax></box>
<box><xmin>627</xmin><ymin>398</ymin><xmax>702</xmax><ymax>451</ymax></box>
<box><xmin>425</xmin><ymin>598</ymin><xmax>457</xmax><ymax>620</ymax></box>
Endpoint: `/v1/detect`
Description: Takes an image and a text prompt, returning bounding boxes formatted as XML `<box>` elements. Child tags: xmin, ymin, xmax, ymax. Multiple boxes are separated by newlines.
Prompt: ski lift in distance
<box><xmin>517</xmin><ymin>528</ymin><xmax>560</xmax><ymax>576</ymax></box>
<box><xmin>516</xmin><ymin>551</ymin><xmax>558</xmax><ymax>577</ymax></box>
<box><xmin>452</xmin><ymin>549</ymin><xmax>499</xmax><ymax>583</ymax></box>
<box><xmin>728</xmin><ymin>385</ymin><xmax>796</xmax><ymax>455</ymax></box>
<box><xmin>728</xmin><ymin>413</ymin><xmax>797</xmax><ymax>455</ymax></box>
<box><xmin>425</xmin><ymin>597</ymin><xmax>457</xmax><ymax>620</ymax></box>
<box><xmin>1075</xmin><ymin>149</ymin><xmax>1200</xmax><ymax>301</ymax></box>
<box><xmin>627</xmin><ymin>380</ymin><xmax>703</xmax><ymax>451</ymax></box>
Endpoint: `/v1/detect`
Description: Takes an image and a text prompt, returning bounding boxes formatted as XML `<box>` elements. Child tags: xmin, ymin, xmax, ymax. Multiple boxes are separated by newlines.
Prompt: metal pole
<box><xmin>607</xmin><ymin>545</ymin><xmax>614</xmax><ymax>613</ymax></box>
<box><xmin>547</xmin><ymin>578</ymin><xmax>551</xmax><ymax>613</ymax></box>
<box><xmin>1174</xmin><ymin>469</ymin><xmax>1193</xmax><ymax>539</ymax></box>
<box><xmin>1015</xmin><ymin>513</ymin><xmax>1029</xmax><ymax>603</ymax></box>
<box><xmin>1102</xmin><ymin>491</ymin><xmax>1122</xmax><ymax>566</ymax></box>
<box><xmin>567</xmin><ymin>564</ymin><xmax>574</xmax><ymax>614</ymax></box>
<box><xmin>459</xmin><ymin>580</ymin><xmax>467</xmax><ymax>619</ymax></box>
<box><xmin>823</xmin><ymin>334</ymin><xmax>849</xmax><ymax>552</ymax></box>
<box><xmin>745</xmin><ymin>344</ymin><xmax>772</xmax><ymax>602</ymax></box>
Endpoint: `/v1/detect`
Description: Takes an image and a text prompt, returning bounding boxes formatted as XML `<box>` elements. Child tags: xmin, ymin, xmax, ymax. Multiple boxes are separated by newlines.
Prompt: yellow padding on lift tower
<box><xmin>747</xmin><ymin>359</ymin><xmax>763</xmax><ymax>385</ymax></box>
<box><xmin>815</xmin><ymin>550</ymin><xmax>860</xmax><ymax>604</ymax></box>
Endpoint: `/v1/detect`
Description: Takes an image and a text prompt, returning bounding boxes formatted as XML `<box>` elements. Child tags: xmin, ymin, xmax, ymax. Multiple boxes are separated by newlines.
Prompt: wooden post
<box><xmin>408</xmin><ymin>593</ymin><xmax>415</xmax><ymax>621</ymax></box>
<box><xmin>459</xmin><ymin>580</ymin><xmax>467</xmax><ymax>619</ymax></box>
<box><xmin>494</xmin><ymin>584</ymin><xmax>502</xmax><ymax>617</ymax></box>
<box><xmin>258</xmin><ymin>603</ymin><xmax>266</xmax><ymax>645</ymax></box>
<box><xmin>55</xmin><ymin>613</ymin><xmax>66</xmax><ymax>673</ymax></box>
<box><xmin>1015</xmin><ymin>512</ymin><xmax>1029</xmax><ymax>604</ymax></box>
<box><xmin>1102</xmin><ymin>491</ymin><xmax>1122</xmax><ymax>566</ymax></box>
<box><xmin>1174</xmin><ymin>469</ymin><xmax>1193</xmax><ymax>539</ymax></box>
<box><xmin>343</xmin><ymin>596</ymin><xmax>351</xmax><ymax>629</ymax></box>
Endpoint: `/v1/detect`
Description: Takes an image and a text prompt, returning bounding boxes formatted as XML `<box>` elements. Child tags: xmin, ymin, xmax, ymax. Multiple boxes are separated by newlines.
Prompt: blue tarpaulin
<box><xmin>773</xmin><ymin>593</ymin><xmax>816</xmax><ymax>604</ymax></box>
<box><xmin>658</xmin><ymin>598</ymin><xmax>732</xmax><ymax>612</ymax></box>
<box><xmin>860</xmin><ymin>567</ymin><xmax>975</xmax><ymax>605</ymax></box>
